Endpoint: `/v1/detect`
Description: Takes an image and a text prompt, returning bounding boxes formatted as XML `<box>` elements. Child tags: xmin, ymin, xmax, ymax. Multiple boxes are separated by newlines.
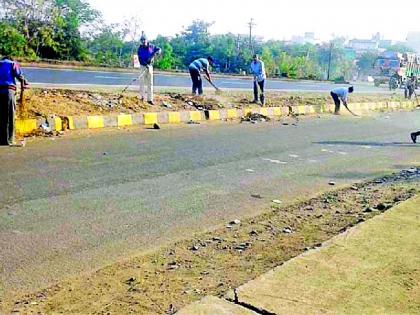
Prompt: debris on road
<box><xmin>251</xmin><ymin>194</ymin><xmax>263</xmax><ymax>199</ymax></box>
<box><xmin>240</xmin><ymin>112</ymin><xmax>271</xmax><ymax>123</ymax></box>
<box><xmin>272</xmin><ymin>200</ymin><xmax>282</xmax><ymax>204</ymax></box>
<box><xmin>153</xmin><ymin>123</ymin><xmax>161</xmax><ymax>130</ymax></box>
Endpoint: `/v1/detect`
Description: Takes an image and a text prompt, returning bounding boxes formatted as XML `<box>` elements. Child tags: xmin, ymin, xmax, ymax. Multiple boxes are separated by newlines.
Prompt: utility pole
<box><xmin>327</xmin><ymin>42</ymin><xmax>333</xmax><ymax>81</ymax></box>
<box><xmin>248</xmin><ymin>18</ymin><xmax>256</xmax><ymax>52</ymax></box>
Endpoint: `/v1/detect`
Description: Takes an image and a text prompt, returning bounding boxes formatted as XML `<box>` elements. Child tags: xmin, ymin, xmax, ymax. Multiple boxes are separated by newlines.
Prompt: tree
<box><xmin>88</xmin><ymin>24</ymin><xmax>125</xmax><ymax>66</ymax></box>
<box><xmin>386</xmin><ymin>44</ymin><xmax>416</xmax><ymax>53</ymax></box>
<box><xmin>0</xmin><ymin>22</ymin><xmax>30</xmax><ymax>57</ymax></box>
<box><xmin>154</xmin><ymin>36</ymin><xmax>175</xmax><ymax>70</ymax></box>
<box><xmin>357</xmin><ymin>52</ymin><xmax>377</xmax><ymax>74</ymax></box>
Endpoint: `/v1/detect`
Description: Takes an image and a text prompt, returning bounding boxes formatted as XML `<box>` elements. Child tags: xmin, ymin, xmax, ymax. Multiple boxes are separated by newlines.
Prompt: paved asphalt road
<box><xmin>22</xmin><ymin>67</ymin><xmax>388</xmax><ymax>93</ymax></box>
<box><xmin>1</xmin><ymin>111</ymin><xmax>419</xmax><ymax>297</ymax></box>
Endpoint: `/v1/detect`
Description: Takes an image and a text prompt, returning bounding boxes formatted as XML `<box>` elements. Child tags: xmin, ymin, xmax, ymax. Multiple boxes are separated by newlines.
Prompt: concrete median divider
<box><xmin>14</xmin><ymin>100</ymin><xmax>418</xmax><ymax>135</ymax></box>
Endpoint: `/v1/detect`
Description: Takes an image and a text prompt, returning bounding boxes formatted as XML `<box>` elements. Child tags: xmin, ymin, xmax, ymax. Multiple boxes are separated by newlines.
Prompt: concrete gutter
<box><xmin>15</xmin><ymin>100</ymin><xmax>418</xmax><ymax>136</ymax></box>
<box><xmin>177</xmin><ymin>195</ymin><xmax>420</xmax><ymax>315</ymax></box>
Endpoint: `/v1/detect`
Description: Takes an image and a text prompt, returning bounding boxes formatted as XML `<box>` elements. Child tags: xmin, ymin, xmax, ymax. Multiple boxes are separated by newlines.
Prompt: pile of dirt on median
<box><xmin>17</xmin><ymin>88</ymin><xmax>408</xmax><ymax>119</ymax></box>
<box><xmin>3</xmin><ymin>168</ymin><xmax>419</xmax><ymax>315</ymax></box>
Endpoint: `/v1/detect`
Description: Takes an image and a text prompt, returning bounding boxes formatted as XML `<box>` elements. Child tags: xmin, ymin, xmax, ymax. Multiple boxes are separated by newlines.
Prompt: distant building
<box><xmin>407</xmin><ymin>32</ymin><xmax>420</xmax><ymax>53</ymax></box>
<box><xmin>347</xmin><ymin>33</ymin><xmax>394</xmax><ymax>55</ymax></box>
<box><xmin>290</xmin><ymin>32</ymin><xmax>320</xmax><ymax>45</ymax></box>
<box><xmin>348</xmin><ymin>39</ymin><xmax>379</xmax><ymax>54</ymax></box>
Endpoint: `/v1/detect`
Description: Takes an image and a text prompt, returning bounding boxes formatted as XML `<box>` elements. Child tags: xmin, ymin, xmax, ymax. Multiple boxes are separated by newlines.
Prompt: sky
<box><xmin>88</xmin><ymin>0</ymin><xmax>420</xmax><ymax>42</ymax></box>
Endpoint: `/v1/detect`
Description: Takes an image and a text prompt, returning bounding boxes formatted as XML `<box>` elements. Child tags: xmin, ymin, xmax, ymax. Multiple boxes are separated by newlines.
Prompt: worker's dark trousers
<box><xmin>330</xmin><ymin>92</ymin><xmax>341</xmax><ymax>113</ymax></box>
<box><xmin>0</xmin><ymin>89</ymin><xmax>16</xmax><ymax>145</ymax></box>
<box><xmin>405</xmin><ymin>87</ymin><xmax>415</xmax><ymax>99</ymax></box>
<box><xmin>253</xmin><ymin>80</ymin><xmax>265</xmax><ymax>104</ymax></box>
<box><xmin>412</xmin><ymin>131</ymin><xmax>420</xmax><ymax>138</ymax></box>
<box><xmin>189</xmin><ymin>68</ymin><xmax>203</xmax><ymax>95</ymax></box>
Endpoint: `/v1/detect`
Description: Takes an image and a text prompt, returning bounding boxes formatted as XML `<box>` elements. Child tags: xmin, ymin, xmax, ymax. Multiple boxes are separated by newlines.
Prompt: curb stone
<box><xmin>15</xmin><ymin>101</ymin><xmax>418</xmax><ymax>135</ymax></box>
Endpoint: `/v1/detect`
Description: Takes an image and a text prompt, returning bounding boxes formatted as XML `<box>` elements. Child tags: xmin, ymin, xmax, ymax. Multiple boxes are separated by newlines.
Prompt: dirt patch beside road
<box><xmin>2</xmin><ymin>169</ymin><xmax>419</xmax><ymax>315</ymax></box>
<box><xmin>17</xmin><ymin>88</ymin><xmax>407</xmax><ymax>119</ymax></box>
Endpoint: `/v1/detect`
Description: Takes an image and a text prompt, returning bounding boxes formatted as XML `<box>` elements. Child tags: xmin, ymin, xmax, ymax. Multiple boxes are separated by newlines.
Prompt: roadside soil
<box><xmin>2</xmin><ymin>168</ymin><xmax>419</xmax><ymax>315</ymax></box>
<box><xmin>16</xmin><ymin>88</ymin><xmax>408</xmax><ymax>120</ymax></box>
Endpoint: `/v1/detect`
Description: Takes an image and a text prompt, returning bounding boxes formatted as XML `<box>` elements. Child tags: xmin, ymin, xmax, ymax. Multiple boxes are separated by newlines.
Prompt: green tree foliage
<box><xmin>0</xmin><ymin>0</ymin><xmax>99</xmax><ymax>60</ymax></box>
<box><xmin>0</xmin><ymin>23</ymin><xmax>30</xmax><ymax>57</ymax></box>
<box><xmin>88</xmin><ymin>24</ymin><xmax>125</xmax><ymax>66</ymax></box>
<box><xmin>386</xmin><ymin>44</ymin><xmax>416</xmax><ymax>53</ymax></box>
<box><xmin>357</xmin><ymin>52</ymin><xmax>377</xmax><ymax>74</ymax></box>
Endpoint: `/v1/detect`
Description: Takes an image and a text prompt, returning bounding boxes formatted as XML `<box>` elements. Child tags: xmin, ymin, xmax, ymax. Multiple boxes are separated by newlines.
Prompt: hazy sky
<box><xmin>88</xmin><ymin>0</ymin><xmax>420</xmax><ymax>41</ymax></box>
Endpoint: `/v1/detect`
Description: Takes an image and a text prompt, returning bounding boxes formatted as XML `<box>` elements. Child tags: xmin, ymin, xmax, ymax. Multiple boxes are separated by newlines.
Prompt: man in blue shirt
<box><xmin>0</xmin><ymin>56</ymin><xmax>28</xmax><ymax>146</ymax></box>
<box><xmin>330</xmin><ymin>86</ymin><xmax>354</xmax><ymax>114</ymax></box>
<box><xmin>188</xmin><ymin>56</ymin><xmax>215</xmax><ymax>95</ymax></box>
<box><xmin>250</xmin><ymin>54</ymin><xmax>266</xmax><ymax>105</ymax></box>
<box><xmin>137</xmin><ymin>33</ymin><xmax>161</xmax><ymax>105</ymax></box>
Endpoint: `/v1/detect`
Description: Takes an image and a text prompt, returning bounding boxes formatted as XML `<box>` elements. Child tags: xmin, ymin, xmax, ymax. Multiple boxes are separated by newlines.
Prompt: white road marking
<box><xmin>261</xmin><ymin>158</ymin><xmax>287</xmax><ymax>164</ymax></box>
<box><xmin>289</xmin><ymin>154</ymin><xmax>299</xmax><ymax>158</ymax></box>
<box><xmin>220</xmin><ymin>81</ymin><xmax>249</xmax><ymax>86</ymax></box>
<box><xmin>94</xmin><ymin>75</ymin><xmax>124</xmax><ymax>79</ymax></box>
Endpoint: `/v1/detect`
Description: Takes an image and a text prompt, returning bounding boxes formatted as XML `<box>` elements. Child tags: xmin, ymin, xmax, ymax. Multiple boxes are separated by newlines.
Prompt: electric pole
<box><xmin>327</xmin><ymin>42</ymin><xmax>333</xmax><ymax>81</ymax></box>
<box><xmin>248</xmin><ymin>18</ymin><xmax>256</xmax><ymax>52</ymax></box>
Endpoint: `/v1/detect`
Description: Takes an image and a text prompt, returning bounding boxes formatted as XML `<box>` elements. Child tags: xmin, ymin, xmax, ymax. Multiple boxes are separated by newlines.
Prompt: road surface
<box><xmin>23</xmin><ymin>67</ymin><xmax>387</xmax><ymax>93</ymax></box>
<box><xmin>1</xmin><ymin>111</ymin><xmax>419</xmax><ymax>297</ymax></box>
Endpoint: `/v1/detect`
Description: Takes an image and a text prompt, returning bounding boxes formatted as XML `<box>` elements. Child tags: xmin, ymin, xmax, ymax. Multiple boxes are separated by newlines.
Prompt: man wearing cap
<box><xmin>137</xmin><ymin>32</ymin><xmax>161</xmax><ymax>105</ymax></box>
<box><xmin>330</xmin><ymin>86</ymin><xmax>354</xmax><ymax>114</ymax></box>
<box><xmin>250</xmin><ymin>54</ymin><xmax>266</xmax><ymax>105</ymax></box>
<box><xmin>188</xmin><ymin>56</ymin><xmax>215</xmax><ymax>95</ymax></box>
<box><xmin>0</xmin><ymin>56</ymin><xmax>28</xmax><ymax>146</ymax></box>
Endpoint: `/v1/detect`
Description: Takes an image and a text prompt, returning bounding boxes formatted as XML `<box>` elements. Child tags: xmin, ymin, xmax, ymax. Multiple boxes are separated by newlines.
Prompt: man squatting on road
<box><xmin>330</xmin><ymin>86</ymin><xmax>354</xmax><ymax>114</ymax></box>
<box><xmin>137</xmin><ymin>32</ymin><xmax>161</xmax><ymax>105</ymax></box>
<box><xmin>188</xmin><ymin>56</ymin><xmax>215</xmax><ymax>95</ymax></box>
<box><xmin>0</xmin><ymin>56</ymin><xmax>28</xmax><ymax>146</ymax></box>
<box><xmin>250</xmin><ymin>54</ymin><xmax>267</xmax><ymax>105</ymax></box>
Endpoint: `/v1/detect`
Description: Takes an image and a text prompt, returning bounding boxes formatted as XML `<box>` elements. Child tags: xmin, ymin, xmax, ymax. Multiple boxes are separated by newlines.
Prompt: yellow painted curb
<box><xmin>144</xmin><ymin>113</ymin><xmax>158</xmax><ymax>125</ymax></box>
<box><xmin>168</xmin><ymin>112</ymin><xmax>181</xmax><ymax>124</ymax></box>
<box><xmin>208</xmin><ymin>110</ymin><xmax>221</xmax><ymax>120</ymax></box>
<box><xmin>272</xmin><ymin>107</ymin><xmax>282</xmax><ymax>116</ymax></box>
<box><xmin>190</xmin><ymin>111</ymin><xmax>202</xmax><ymax>122</ymax></box>
<box><xmin>297</xmin><ymin>105</ymin><xmax>306</xmax><ymax>115</ymax></box>
<box><xmin>227</xmin><ymin>109</ymin><xmax>238</xmax><ymax>119</ymax></box>
<box><xmin>87</xmin><ymin>116</ymin><xmax>104</xmax><ymax>129</ymax></box>
<box><xmin>67</xmin><ymin>117</ymin><xmax>75</xmax><ymax>130</ymax></box>
<box><xmin>243</xmin><ymin>108</ymin><xmax>253</xmax><ymax>116</ymax></box>
<box><xmin>54</xmin><ymin>117</ymin><xmax>63</xmax><ymax>132</ymax></box>
<box><xmin>305</xmin><ymin>105</ymin><xmax>316</xmax><ymax>115</ymax></box>
<box><xmin>118</xmin><ymin>114</ymin><xmax>133</xmax><ymax>127</ymax></box>
<box><xmin>259</xmin><ymin>108</ymin><xmax>269</xmax><ymax>116</ymax></box>
<box><xmin>15</xmin><ymin>119</ymin><xmax>37</xmax><ymax>135</ymax></box>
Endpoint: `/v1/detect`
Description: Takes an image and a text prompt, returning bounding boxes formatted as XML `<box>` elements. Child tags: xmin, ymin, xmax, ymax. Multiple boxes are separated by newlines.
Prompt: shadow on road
<box><xmin>314</xmin><ymin>141</ymin><xmax>417</xmax><ymax>148</ymax></box>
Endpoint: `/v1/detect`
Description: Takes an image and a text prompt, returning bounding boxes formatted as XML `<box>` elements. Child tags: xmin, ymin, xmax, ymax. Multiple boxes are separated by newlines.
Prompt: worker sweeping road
<box><xmin>330</xmin><ymin>86</ymin><xmax>354</xmax><ymax>115</ymax></box>
<box><xmin>0</xmin><ymin>56</ymin><xmax>28</xmax><ymax>146</ymax></box>
<box><xmin>188</xmin><ymin>56</ymin><xmax>217</xmax><ymax>95</ymax></box>
<box><xmin>250</xmin><ymin>54</ymin><xmax>266</xmax><ymax>105</ymax></box>
<box><xmin>137</xmin><ymin>32</ymin><xmax>161</xmax><ymax>105</ymax></box>
<box><xmin>405</xmin><ymin>76</ymin><xmax>417</xmax><ymax>99</ymax></box>
<box><xmin>411</xmin><ymin>131</ymin><xmax>420</xmax><ymax>143</ymax></box>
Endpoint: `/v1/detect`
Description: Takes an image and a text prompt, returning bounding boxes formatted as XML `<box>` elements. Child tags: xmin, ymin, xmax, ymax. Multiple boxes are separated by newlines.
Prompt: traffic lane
<box><xmin>1</xmin><ymin>111</ymin><xmax>419</xmax><ymax>294</ymax></box>
<box><xmin>22</xmin><ymin>67</ymin><xmax>384</xmax><ymax>92</ymax></box>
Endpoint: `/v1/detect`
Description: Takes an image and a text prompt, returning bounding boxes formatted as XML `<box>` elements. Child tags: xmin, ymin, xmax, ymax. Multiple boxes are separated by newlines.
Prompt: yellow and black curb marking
<box><xmin>15</xmin><ymin>101</ymin><xmax>418</xmax><ymax>135</ymax></box>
